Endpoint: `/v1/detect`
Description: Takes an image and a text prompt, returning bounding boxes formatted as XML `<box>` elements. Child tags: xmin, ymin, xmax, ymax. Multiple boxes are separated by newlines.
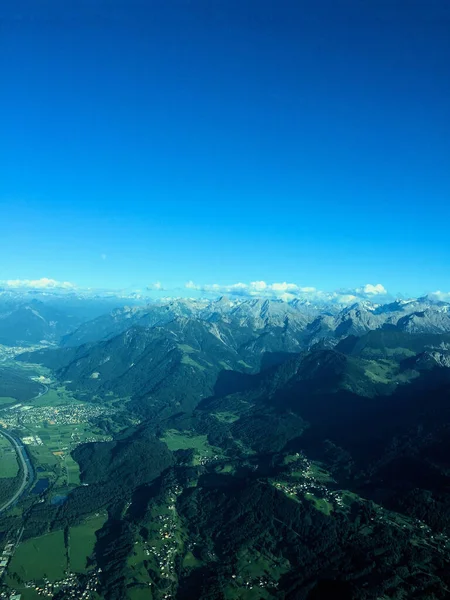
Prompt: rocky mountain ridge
<box><xmin>61</xmin><ymin>295</ymin><xmax>450</xmax><ymax>348</ymax></box>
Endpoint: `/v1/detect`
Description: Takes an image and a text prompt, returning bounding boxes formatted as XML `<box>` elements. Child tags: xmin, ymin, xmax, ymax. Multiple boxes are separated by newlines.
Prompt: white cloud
<box><xmin>428</xmin><ymin>291</ymin><xmax>450</xmax><ymax>302</ymax></box>
<box><xmin>230</xmin><ymin>283</ymin><xmax>249</xmax><ymax>292</ymax></box>
<box><xmin>279</xmin><ymin>292</ymin><xmax>297</xmax><ymax>302</ymax></box>
<box><xmin>3</xmin><ymin>278</ymin><xmax>76</xmax><ymax>290</ymax></box>
<box><xmin>355</xmin><ymin>283</ymin><xmax>387</xmax><ymax>296</ymax></box>
<box><xmin>185</xmin><ymin>280</ymin><xmax>321</xmax><ymax>300</ymax></box>
<box><xmin>250</xmin><ymin>281</ymin><xmax>267</xmax><ymax>291</ymax></box>
<box><xmin>147</xmin><ymin>282</ymin><xmax>164</xmax><ymax>291</ymax></box>
<box><xmin>271</xmin><ymin>282</ymin><xmax>302</xmax><ymax>292</ymax></box>
<box><xmin>183</xmin><ymin>280</ymin><xmax>391</xmax><ymax>305</ymax></box>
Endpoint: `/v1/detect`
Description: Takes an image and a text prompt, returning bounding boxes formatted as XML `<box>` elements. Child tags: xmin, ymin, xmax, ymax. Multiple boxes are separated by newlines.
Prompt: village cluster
<box><xmin>272</xmin><ymin>459</ymin><xmax>450</xmax><ymax>557</ymax></box>
<box><xmin>0</xmin><ymin>542</ymin><xmax>14</xmax><ymax>581</ymax></box>
<box><xmin>230</xmin><ymin>573</ymin><xmax>278</xmax><ymax>592</ymax></box>
<box><xmin>0</xmin><ymin>403</ymin><xmax>111</xmax><ymax>429</ymax></box>
<box><xmin>197</xmin><ymin>453</ymin><xmax>220</xmax><ymax>466</ymax></box>
<box><xmin>146</xmin><ymin>487</ymin><xmax>183</xmax><ymax>582</ymax></box>
<box><xmin>2</xmin><ymin>569</ymin><xmax>102</xmax><ymax>599</ymax></box>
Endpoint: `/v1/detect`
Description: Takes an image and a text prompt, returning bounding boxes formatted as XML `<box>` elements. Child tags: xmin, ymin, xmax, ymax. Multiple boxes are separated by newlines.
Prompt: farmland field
<box><xmin>305</xmin><ymin>492</ymin><xmax>334</xmax><ymax>515</ymax></box>
<box><xmin>160</xmin><ymin>429</ymin><xmax>223</xmax><ymax>465</ymax></box>
<box><xmin>128</xmin><ymin>588</ymin><xmax>154</xmax><ymax>600</ymax></box>
<box><xmin>28</xmin><ymin>385</ymin><xmax>82</xmax><ymax>408</ymax></box>
<box><xmin>213</xmin><ymin>411</ymin><xmax>240</xmax><ymax>423</ymax></box>
<box><xmin>65</xmin><ymin>454</ymin><xmax>81</xmax><ymax>485</ymax></box>
<box><xmin>160</xmin><ymin>429</ymin><xmax>211</xmax><ymax>451</ymax></box>
<box><xmin>7</xmin><ymin>530</ymin><xmax>67</xmax><ymax>582</ymax></box>
<box><xmin>0</xmin><ymin>433</ymin><xmax>19</xmax><ymax>478</ymax></box>
<box><xmin>69</xmin><ymin>513</ymin><xmax>107</xmax><ymax>573</ymax></box>
<box><xmin>0</xmin><ymin>396</ymin><xmax>16</xmax><ymax>406</ymax></box>
<box><xmin>12</xmin><ymin>589</ymin><xmax>41</xmax><ymax>600</ymax></box>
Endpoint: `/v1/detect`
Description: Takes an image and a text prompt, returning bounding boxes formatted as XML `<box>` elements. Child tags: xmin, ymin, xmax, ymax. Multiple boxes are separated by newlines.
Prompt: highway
<box><xmin>0</xmin><ymin>429</ymin><xmax>33</xmax><ymax>513</ymax></box>
<box><xmin>0</xmin><ymin>381</ymin><xmax>47</xmax><ymax>513</ymax></box>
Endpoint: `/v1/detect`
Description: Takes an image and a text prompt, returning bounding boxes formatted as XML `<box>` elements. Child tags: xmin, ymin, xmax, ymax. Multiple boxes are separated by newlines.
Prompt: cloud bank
<box><xmin>356</xmin><ymin>283</ymin><xmax>387</xmax><ymax>295</ymax></box>
<box><xmin>184</xmin><ymin>280</ymin><xmax>390</xmax><ymax>303</ymax></box>
<box><xmin>2</xmin><ymin>278</ymin><xmax>76</xmax><ymax>290</ymax></box>
<box><xmin>428</xmin><ymin>291</ymin><xmax>450</xmax><ymax>303</ymax></box>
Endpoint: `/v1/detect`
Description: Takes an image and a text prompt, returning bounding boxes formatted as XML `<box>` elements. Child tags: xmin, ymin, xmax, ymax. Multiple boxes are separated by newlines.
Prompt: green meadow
<box><xmin>160</xmin><ymin>429</ymin><xmax>223</xmax><ymax>466</ymax></box>
<box><xmin>69</xmin><ymin>513</ymin><xmax>107</xmax><ymax>573</ymax></box>
<box><xmin>0</xmin><ymin>434</ymin><xmax>19</xmax><ymax>478</ymax></box>
<box><xmin>305</xmin><ymin>492</ymin><xmax>334</xmax><ymax>515</ymax></box>
<box><xmin>0</xmin><ymin>397</ymin><xmax>16</xmax><ymax>406</ymax></box>
<box><xmin>8</xmin><ymin>530</ymin><xmax>67</xmax><ymax>582</ymax></box>
<box><xmin>161</xmin><ymin>429</ymin><xmax>211</xmax><ymax>452</ymax></box>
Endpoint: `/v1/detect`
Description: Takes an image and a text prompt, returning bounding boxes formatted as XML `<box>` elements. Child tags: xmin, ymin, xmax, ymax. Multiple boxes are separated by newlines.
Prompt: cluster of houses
<box><xmin>21</xmin><ymin>436</ymin><xmax>43</xmax><ymax>446</ymax></box>
<box><xmin>0</xmin><ymin>542</ymin><xmax>14</xmax><ymax>580</ymax></box>
<box><xmin>5</xmin><ymin>569</ymin><xmax>102</xmax><ymax>599</ymax></box>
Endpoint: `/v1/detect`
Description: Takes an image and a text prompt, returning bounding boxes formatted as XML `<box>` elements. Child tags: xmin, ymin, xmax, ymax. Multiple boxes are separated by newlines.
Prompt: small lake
<box><xmin>51</xmin><ymin>494</ymin><xmax>68</xmax><ymax>506</ymax></box>
<box><xmin>31</xmin><ymin>478</ymin><xmax>49</xmax><ymax>495</ymax></box>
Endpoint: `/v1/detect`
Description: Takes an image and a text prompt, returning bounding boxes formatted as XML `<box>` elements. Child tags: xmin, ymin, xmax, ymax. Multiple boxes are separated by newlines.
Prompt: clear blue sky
<box><xmin>1</xmin><ymin>0</ymin><xmax>449</xmax><ymax>295</ymax></box>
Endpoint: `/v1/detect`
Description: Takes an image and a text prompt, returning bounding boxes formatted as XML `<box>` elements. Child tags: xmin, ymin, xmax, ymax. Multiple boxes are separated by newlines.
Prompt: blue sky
<box><xmin>1</xmin><ymin>0</ymin><xmax>449</xmax><ymax>297</ymax></box>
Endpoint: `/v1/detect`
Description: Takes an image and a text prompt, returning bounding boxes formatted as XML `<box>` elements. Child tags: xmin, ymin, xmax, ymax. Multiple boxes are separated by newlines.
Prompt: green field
<box><xmin>283</xmin><ymin>453</ymin><xmax>303</xmax><ymax>465</ymax></box>
<box><xmin>308</xmin><ymin>462</ymin><xmax>335</xmax><ymax>483</ymax></box>
<box><xmin>340</xmin><ymin>490</ymin><xmax>362</xmax><ymax>507</ymax></box>
<box><xmin>362</xmin><ymin>358</ymin><xmax>417</xmax><ymax>386</ymax></box>
<box><xmin>182</xmin><ymin>551</ymin><xmax>203</xmax><ymax>568</ymax></box>
<box><xmin>127</xmin><ymin>498</ymin><xmax>185</xmax><ymax>594</ymax></box>
<box><xmin>223</xmin><ymin>548</ymin><xmax>289</xmax><ymax>600</ymax></box>
<box><xmin>215</xmin><ymin>463</ymin><xmax>235</xmax><ymax>474</ymax></box>
<box><xmin>64</xmin><ymin>454</ymin><xmax>81</xmax><ymax>485</ymax></box>
<box><xmin>305</xmin><ymin>492</ymin><xmax>333</xmax><ymax>515</ymax></box>
<box><xmin>127</xmin><ymin>587</ymin><xmax>154</xmax><ymax>600</ymax></box>
<box><xmin>11</xmin><ymin>589</ymin><xmax>41</xmax><ymax>600</ymax></box>
<box><xmin>128</xmin><ymin>540</ymin><xmax>148</xmax><ymax>569</ymax></box>
<box><xmin>0</xmin><ymin>434</ymin><xmax>19</xmax><ymax>477</ymax></box>
<box><xmin>27</xmin><ymin>444</ymin><xmax>60</xmax><ymax>471</ymax></box>
<box><xmin>16</xmin><ymin>399</ymin><xmax>115</xmax><ymax>496</ymax></box>
<box><xmin>29</xmin><ymin>385</ymin><xmax>82</xmax><ymax>407</ymax></box>
<box><xmin>213</xmin><ymin>411</ymin><xmax>240</xmax><ymax>423</ymax></box>
<box><xmin>28</xmin><ymin>422</ymin><xmax>103</xmax><ymax>461</ymax></box>
<box><xmin>178</xmin><ymin>344</ymin><xmax>196</xmax><ymax>353</ymax></box>
<box><xmin>24</xmin><ymin>425</ymin><xmax>85</xmax><ymax>487</ymax></box>
<box><xmin>69</xmin><ymin>513</ymin><xmax>107</xmax><ymax>573</ymax></box>
<box><xmin>127</xmin><ymin>540</ymin><xmax>154</xmax><ymax>595</ymax></box>
<box><xmin>161</xmin><ymin>429</ymin><xmax>213</xmax><ymax>453</ymax></box>
<box><xmin>225</xmin><ymin>589</ymin><xmax>272</xmax><ymax>600</ymax></box>
<box><xmin>8</xmin><ymin>530</ymin><xmax>67</xmax><ymax>582</ymax></box>
<box><xmin>0</xmin><ymin>396</ymin><xmax>16</xmax><ymax>406</ymax></box>
<box><xmin>237</xmin><ymin>360</ymin><xmax>252</xmax><ymax>369</ymax></box>
<box><xmin>180</xmin><ymin>354</ymin><xmax>206</xmax><ymax>371</ymax></box>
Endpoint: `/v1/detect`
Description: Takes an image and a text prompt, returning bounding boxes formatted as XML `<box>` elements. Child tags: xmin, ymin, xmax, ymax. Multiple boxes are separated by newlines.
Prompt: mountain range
<box><xmin>4</xmin><ymin>290</ymin><xmax>450</xmax><ymax>599</ymax></box>
<box><xmin>60</xmin><ymin>295</ymin><xmax>450</xmax><ymax>348</ymax></box>
<box><xmin>16</xmin><ymin>295</ymin><xmax>450</xmax><ymax>417</ymax></box>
